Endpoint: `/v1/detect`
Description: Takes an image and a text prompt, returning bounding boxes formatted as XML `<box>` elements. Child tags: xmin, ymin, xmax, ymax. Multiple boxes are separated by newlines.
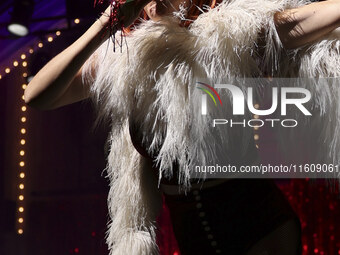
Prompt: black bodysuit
<box><xmin>129</xmin><ymin>122</ymin><xmax>302</xmax><ymax>255</ymax></box>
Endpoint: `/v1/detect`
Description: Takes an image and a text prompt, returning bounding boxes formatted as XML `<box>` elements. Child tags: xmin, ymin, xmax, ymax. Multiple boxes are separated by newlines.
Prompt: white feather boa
<box><xmin>82</xmin><ymin>0</ymin><xmax>340</xmax><ymax>253</ymax></box>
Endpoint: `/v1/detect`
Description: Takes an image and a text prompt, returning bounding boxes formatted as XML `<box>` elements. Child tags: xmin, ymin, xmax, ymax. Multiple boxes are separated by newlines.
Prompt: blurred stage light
<box><xmin>7</xmin><ymin>0</ymin><xmax>35</xmax><ymax>37</ymax></box>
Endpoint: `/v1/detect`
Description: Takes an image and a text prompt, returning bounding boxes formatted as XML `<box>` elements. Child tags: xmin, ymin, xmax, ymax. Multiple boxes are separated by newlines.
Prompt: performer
<box><xmin>25</xmin><ymin>0</ymin><xmax>340</xmax><ymax>254</ymax></box>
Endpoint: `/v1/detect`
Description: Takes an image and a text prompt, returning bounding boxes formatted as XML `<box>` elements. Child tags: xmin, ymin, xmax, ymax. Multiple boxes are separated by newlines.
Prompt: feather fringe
<box><xmin>81</xmin><ymin>0</ymin><xmax>340</xmax><ymax>253</ymax></box>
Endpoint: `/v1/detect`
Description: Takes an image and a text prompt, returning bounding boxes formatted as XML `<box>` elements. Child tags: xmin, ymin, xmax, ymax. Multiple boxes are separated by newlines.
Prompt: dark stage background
<box><xmin>0</xmin><ymin>0</ymin><xmax>339</xmax><ymax>255</ymax></box>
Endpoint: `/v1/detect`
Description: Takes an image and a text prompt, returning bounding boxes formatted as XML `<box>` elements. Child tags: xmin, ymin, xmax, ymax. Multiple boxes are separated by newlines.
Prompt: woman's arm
<box><xmin>274</xmin><ymin>0</ymin><xmax>340</xmax><ymax>49</ymax></box>
<box><xmin>25</xmin><ymin>0</ymin><xmax>150</xmax><ymax>110</ymax></box>
<box><xmin>24</xmin><ymin>11</ymin><xmax>111</xmax><ymax>110</ymax></box>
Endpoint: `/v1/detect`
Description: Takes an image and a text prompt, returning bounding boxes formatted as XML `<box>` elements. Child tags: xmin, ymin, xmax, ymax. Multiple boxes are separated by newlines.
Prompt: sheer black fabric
<box><xmin>163</xmin><ymin>179</ymin><xmax>302</xmax><ymax>255</ymax></box>
<box><xmin>246</xmin><ymin>218</ymin><xmax>302</xmax><ymax>255</ymax></box>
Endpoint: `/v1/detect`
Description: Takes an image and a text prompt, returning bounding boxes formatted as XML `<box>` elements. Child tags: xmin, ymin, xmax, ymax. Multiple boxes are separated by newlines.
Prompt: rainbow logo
<box><xmin>196</xmin><ymin>81</ymin><xmax>223</xmax><ymax>106</ymax></box>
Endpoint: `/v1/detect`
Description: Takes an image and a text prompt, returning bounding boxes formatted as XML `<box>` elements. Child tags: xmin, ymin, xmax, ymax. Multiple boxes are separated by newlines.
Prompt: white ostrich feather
<box><xmin>81</xmin><ymin>0</ymin><xmax>340</xmax><ymax>253</ymax></box>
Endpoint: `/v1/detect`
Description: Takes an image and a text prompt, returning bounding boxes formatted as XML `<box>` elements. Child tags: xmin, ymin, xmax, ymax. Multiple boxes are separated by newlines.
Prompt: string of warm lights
<box><xmin>0</xmin><ymin>18</ymin><xmax>82</xmax><ymax>236</ymax></box>
<box><xmin>0</xmin><ymin>18</ymin><xmax>80</xmax><ymax>82</ymax></box>
<box><xmin>16</xmin><ymin>48</ymin><xmax>31</xmax><ymax>235</ymax></box>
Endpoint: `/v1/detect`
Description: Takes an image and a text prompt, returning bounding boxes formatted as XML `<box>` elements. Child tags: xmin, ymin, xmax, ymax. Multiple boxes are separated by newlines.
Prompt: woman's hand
<box><xmin>274</xmin><ymin>0</ymin><xmax>340</xmax><ymax>49</ymax></box>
